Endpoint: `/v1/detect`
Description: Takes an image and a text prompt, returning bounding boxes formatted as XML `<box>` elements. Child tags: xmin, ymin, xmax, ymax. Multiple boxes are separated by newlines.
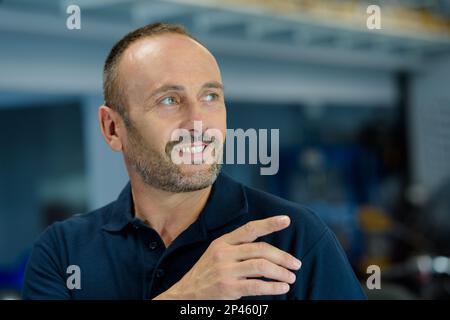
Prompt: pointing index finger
<box><xmin>221</xmin><ymin>215</ymin><xmax>291</xmax><ymax>245</ymax></box>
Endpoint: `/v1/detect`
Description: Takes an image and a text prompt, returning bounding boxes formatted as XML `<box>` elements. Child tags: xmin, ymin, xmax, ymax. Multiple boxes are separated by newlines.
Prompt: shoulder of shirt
<box><xmin>36</xmin><ymin>201</ymin><xmax>116</xmax><ymax>245</ymax></box>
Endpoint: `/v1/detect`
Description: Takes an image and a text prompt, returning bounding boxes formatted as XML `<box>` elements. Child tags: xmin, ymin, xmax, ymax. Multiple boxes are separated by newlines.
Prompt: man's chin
<box><xmin>167</xmin><ymin>162</ymin><xmax>221</xmax><ymax>193</ymax></box>
<box><xmin>177</xmin><ymin>162</ymin><xmax>215</xmax><ymax>175</ymax></box>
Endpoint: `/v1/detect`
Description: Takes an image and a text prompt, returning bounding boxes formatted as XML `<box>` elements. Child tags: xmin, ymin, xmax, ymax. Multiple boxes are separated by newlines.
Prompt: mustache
<box><xmin>165</xmin><ymin>133</ymin><xmax>217</xmax><ymax>154</ymax></box>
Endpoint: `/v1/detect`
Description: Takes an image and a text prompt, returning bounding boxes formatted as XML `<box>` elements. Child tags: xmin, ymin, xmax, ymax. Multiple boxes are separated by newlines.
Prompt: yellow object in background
<box><xmin>359</xmin><ymin>206</ymin><xmax>393</xmax><ymax>233</ymax></box>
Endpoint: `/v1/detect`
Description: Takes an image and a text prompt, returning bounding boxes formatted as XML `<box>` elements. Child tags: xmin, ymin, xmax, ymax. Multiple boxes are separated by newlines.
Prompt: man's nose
<box><xmin>180</xmin><ymin>101</ymin><xmax>207</xmax><ymax>131</ymax></box>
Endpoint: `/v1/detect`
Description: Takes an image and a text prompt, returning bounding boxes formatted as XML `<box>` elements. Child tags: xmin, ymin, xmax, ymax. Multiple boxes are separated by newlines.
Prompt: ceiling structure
<box><xmin>0</xmin><ymin>0</ymin><xmax>449</xmax><ymax>71</ymax></box>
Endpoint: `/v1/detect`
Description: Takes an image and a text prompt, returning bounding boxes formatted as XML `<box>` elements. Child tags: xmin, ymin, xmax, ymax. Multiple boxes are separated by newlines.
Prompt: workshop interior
<box><xmin>1</xmin><ymin>0</ymin><xmax>450</xmax><ymax>299</ymax></box>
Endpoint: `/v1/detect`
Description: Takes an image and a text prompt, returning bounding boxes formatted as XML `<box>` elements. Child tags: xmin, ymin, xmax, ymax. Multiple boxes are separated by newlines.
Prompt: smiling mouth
<box><xmin>174</xmin><ymin>142</ymin><xmax>209</xmax><ymax>156</ymax></box>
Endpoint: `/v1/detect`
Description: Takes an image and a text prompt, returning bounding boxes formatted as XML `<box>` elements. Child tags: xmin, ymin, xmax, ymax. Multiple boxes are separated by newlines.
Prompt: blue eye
<box><xmin>160</xmin><ymin>96</ymin><xmax>178</xmax><ymax>106</ymax></box>
<box><xmin>203</xmin><ymin>93</ymin><xmax>219</xmax><ymax>102</ymax></box>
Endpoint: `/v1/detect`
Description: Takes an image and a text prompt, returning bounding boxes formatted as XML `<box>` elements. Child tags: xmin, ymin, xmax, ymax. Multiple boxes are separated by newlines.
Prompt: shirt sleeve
<box><xmin>290</xmin><ymin>228</ymin><xmax>367</xmax><ymax>300</ymax></box>
<box><xmin>22</xmin><ymin>224</ymin><xmax>70</xmax><ymax>300</ymax></box>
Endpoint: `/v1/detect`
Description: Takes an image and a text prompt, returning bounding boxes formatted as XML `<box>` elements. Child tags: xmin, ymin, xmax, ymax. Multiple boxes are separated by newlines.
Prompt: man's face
<box><xmin>118</xmin><ymin>34</ymin><xmax>227</xmax><ymax>192</ymax></box>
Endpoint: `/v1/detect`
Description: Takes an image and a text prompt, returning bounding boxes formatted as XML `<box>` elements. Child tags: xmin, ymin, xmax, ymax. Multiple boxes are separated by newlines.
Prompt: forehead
<box><xmin>119</xmin><ymin>34</ymin><xmax>222</xmax><ymax>87</ymax></box>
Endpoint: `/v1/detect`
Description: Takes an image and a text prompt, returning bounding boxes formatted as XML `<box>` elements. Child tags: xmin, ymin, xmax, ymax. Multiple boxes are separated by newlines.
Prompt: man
<box><xmin>22</xmin><ymin>23</ymin><xmax>366</xmax><ymax>300</ymax></box>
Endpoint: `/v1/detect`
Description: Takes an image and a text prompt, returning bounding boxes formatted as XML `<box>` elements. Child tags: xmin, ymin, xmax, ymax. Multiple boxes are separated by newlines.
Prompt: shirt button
<box><xmin>149</xmin><ymin>241</ymin><xmax>158</xmax><ymax>250</ymax></box>
<box><xmin>155</xmin><ymin>269</ymin><xmax>165</xmax><ymax>279</ymax></box>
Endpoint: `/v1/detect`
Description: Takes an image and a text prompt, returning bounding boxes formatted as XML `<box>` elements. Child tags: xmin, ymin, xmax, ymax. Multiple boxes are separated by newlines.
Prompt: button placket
<box><xmin>149</xmin><ymin>241</ymin><xmax>158</xmax><ymax>250</ymax></box>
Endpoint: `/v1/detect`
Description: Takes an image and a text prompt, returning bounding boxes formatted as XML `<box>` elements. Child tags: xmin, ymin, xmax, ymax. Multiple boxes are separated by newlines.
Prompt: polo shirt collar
<box><xmin>101</xmin><ymin>182</ymin><xmax>134</xmax><ymax>232</ymax></box>
<box><xmin>101</xmin><ymin>171</ymin><xmax>248</xmax><ymax>233</ymax></box>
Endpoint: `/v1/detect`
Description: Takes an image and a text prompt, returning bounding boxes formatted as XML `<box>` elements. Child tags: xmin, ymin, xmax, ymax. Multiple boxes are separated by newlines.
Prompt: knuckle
<box><xmin>244</xmin><ymin>222</ymin><xmax>256</xmax><ymax>236</ymax></box>
<box><xmin>255</xmin><ymin>242</ymin><xmax>269</xmax><ymax>252</ymax></box>
<box><xmin>210</xmin><ymin>238</ymin><xmax>221</xmax><ymax>248</ymax></box>
<box><xmin>240</xmin><ymin>243</ymin><xmax>252</xmax><ymax>256</ymax></box>
<box><xmin>211</xmin><ymin>249</ymin><xmax>226</xmax><ymax>262</ymax></box>
<box><xmin>253</xmin><ymin>259</ymin><xmax>267</xmax><ymax>273</ymax></box>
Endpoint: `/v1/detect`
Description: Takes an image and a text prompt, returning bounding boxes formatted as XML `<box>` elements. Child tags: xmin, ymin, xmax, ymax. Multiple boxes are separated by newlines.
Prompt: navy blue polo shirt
<box><xmin>22</xmin><ymin>172</ymin><xmax>366</xmax><ymax>300</ymax></box>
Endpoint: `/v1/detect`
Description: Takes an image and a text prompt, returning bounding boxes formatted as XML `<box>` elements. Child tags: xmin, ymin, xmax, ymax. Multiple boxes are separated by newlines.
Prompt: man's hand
<box><xmin>153</xmin><ymin>215</ymin><xmax>302</xmax><ymax>300</ymax></box>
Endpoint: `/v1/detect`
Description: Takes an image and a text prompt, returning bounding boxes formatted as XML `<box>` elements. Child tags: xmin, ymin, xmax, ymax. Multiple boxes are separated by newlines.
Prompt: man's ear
<box><xmin>98</xmin><ymin>105</ymin><xmax>123</xmax><ymax>152</ymax></box>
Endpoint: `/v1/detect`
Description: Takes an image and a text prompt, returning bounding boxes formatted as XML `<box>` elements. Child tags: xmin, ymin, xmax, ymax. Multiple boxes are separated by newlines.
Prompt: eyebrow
<box><xmin>201</xmin><ymin>81</ymin><xmax>224</xmax><ymax>91</ymax></box>
<box><xmin>147</xmin><ymin>81</ymin><xmax>224</xmax><ymax>101</ymax></box>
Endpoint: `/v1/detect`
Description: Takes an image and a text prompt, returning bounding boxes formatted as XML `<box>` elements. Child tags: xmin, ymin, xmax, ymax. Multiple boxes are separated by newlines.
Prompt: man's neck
<box><xmin>130</xmin><ymin>177</ymin><xmax>212</xmax><ymax>248</ymax></box>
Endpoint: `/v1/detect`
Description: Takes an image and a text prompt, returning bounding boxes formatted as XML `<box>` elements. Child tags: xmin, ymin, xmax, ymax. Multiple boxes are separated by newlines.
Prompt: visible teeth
<box><xmin>180</xmin><ymin>145</ymin><xmax>204</xmax><ymax>154</ymax></box>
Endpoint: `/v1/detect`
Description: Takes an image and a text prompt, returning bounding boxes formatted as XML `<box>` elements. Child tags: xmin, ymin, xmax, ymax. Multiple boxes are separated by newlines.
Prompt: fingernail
<box><xmin>278</xmin><ymin>215</ymin><xmax>289</xmax><ymax>223</ymax></box>
<box><xmin>293</xmin><ymin>259</ymin><xmax>302</xmax><ymax>269</ymax></box>
<box><xmin>289</xmin><ymin>272</ymin><xmax>296</xmax><ymax>283</ymax></box>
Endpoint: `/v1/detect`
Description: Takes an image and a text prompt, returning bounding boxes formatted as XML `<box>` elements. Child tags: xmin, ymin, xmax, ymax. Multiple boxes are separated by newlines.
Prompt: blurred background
<box><xmin>1</xmin><ymin>0</ymin><xmax>450</xmax><ymax>300</ymax></box>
